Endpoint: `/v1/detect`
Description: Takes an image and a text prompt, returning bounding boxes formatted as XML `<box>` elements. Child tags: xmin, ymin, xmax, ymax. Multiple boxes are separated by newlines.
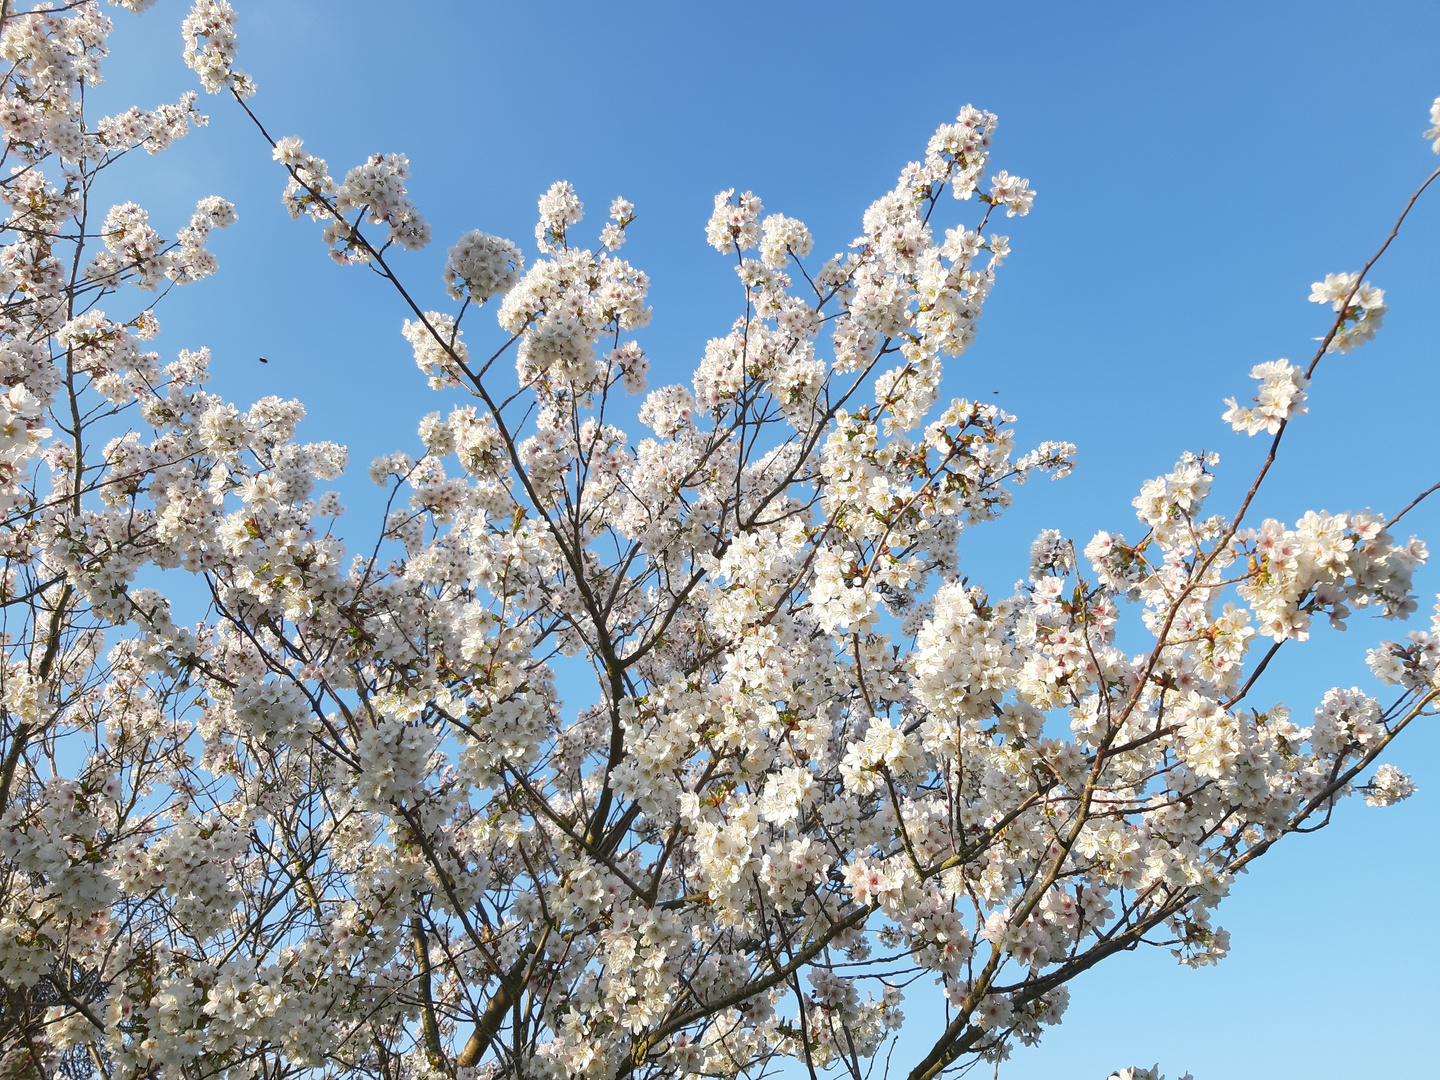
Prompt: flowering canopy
<box><xmin>0</xmin><ymin>5</ymin><xmax>1437</xmax><ymax>1080</ymax></box>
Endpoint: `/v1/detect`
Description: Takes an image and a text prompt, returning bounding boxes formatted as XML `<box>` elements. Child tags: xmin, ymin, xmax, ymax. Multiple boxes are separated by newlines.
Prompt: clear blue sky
<box><xmin>96</xmin><ymin>2</ymin><xmax>1440</xmax><ymax>1076</ymax></box>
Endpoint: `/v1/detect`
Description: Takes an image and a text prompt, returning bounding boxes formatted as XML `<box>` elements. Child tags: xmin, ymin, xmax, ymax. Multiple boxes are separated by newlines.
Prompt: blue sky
<box><xmin>92</xmin><ymin>1</ymin><xmax>1440</xmax><ymax>1076</ymax></box>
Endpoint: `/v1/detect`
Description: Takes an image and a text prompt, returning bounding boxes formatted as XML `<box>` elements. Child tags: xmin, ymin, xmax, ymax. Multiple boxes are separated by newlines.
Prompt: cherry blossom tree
<box><xmin>1</xmin><ymin>4</ymin><xmax>1437</xmax><ymax>1080</ymax></box>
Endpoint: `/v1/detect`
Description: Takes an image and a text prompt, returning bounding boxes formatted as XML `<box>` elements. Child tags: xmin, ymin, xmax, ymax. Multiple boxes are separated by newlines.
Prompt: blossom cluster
<box><xmin>444</xmin><ymin>230</ymin><xmax>525</xmax><ymax>304</ymax></box>
<box><xmin>181</xmin><ymin>0</ymin><xmax>254</xmax><ymax>98</ymax></box>
<box><xmin>1222</xmin><ymin>359</ymin><xmax>1307</xmax><ymax>436</ymax></box>
<box><xmin>1309</xmin><ymin>271</ymin><xmax>1386</xmax><ymax>353</ymax></box>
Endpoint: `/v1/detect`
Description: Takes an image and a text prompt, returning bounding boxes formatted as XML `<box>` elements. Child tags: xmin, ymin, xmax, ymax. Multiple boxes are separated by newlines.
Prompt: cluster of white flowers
<box><xmin>535</xmin><ymin>179</ymin><xmax>583</xmax><ymax>253</ymax></box>
<box><xmin>444</xmin><ymin>229</ymin><xmax>524</xmax><ymax>303</ymax></box>
<box><xmin>1309</xmin><ymin>270</ymin><xmax>1386</xmax><ymax>352</ymax></box>
<box><xmin>1368</xmin><ymin>598</ymin><xmax>1440</xmax><ymax>691</ymax></box>
<box><xmin>988</xmin><ymin>170</ymin><xmax>1036</xmax><ymax>217</ymax></box>
<box><xmin>496</xmin><ymin>229</ymin><xmax>651</xmax><ymax>393</ymax></box>
<box><xmin>1222</xmin><ymin>359</ymin><xmax>1308</xmax><ymax>435</ymax></box>
<box><xmin>1</xmin><ymin>7</ymin><xmax>1437</xmax><ymax>1080</ymax></box>
<box><xmin>1232</xmin><ymin>510</ymin><xmax>1424</xmax><ymax>641</ymax></box>
<box><xmin>181</xmin><ymin>0</ymin><xmax>254</xmax><ymax>98</ymax></box>
<box><xmin>402</xmin><ymin>312</ymin><xmax>469</xmax><ymax>388</ymax></box>
<box><xmin>84</xmin><ymin>194</ymin><xmax>236</xmax><ymax>290</ymax></box>
<box><xmin>270</xmin><ymin>136</ymin><xmax>433</xmax><ymax>263</ymax></box>
<box><xmin>1365</xmin><ymin>762</ymin><xmax>1418</xmax><ymax>807</ymax></box>
<box><xmin>91</xmin><ymin>93</ymin><xmax>205</xmax><ymax>157</ymax></box>
<box><xmin>600</xmin><ymin>195</ymin><xmax>633</xmax><ymax>250</ymax></box>
<box><xmin>335</xmin><ymin>152</ymin><xmax>431</xmax><ymax>253</ymax></box>
<box><xmin>759</xmin><ymin>213</ymin><xmax>814</xmax><ymax>269</ymax></box>
<box><xmin>706</xmin><ymin>187</ymin><xmax>764</xmax><ymax>252</ymax></box>
<box><xmin>0</xmin><ymin>3</ymin><xmax>115</xmax><ymax>163</ymax></box>
<box><xmin>273</xmin><ymin>135</ymin><xmax>339</xmax><ymax>223</ymax></box>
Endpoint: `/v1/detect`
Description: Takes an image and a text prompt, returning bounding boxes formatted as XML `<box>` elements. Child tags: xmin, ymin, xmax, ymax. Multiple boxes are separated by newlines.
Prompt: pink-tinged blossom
<box><xmin>989</xmin><ymin>169</ymin><xmax>1036</xmax><ymax>216</ymax></box>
